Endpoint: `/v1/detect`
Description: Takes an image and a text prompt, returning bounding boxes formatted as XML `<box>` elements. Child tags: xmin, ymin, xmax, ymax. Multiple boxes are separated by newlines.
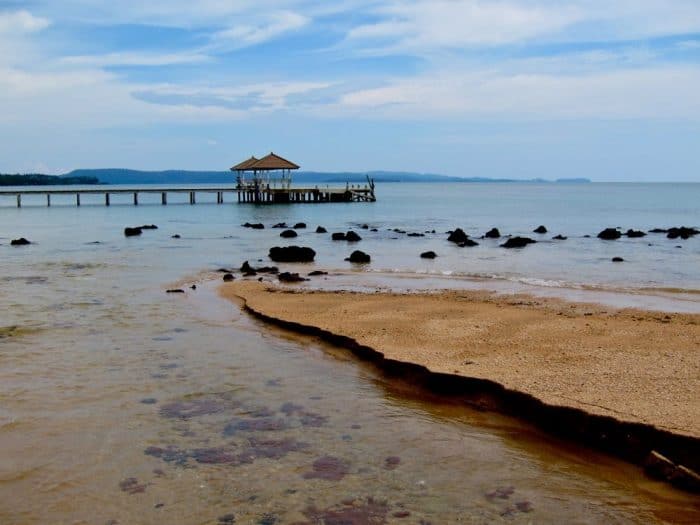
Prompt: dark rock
<box><xmin>667</xmin><ymin>226</ymin><xmax>700</xmax><ymax>239</ymax></box>
<box><xmin>533</xmin><ymin>225</ymin><xmax>547</xmax><ymax>234</ymax></box>
<box><xmin>420</xmin><ymin>251</ymin><xmax>437</xmax><ymax>259</ymax></box>
<box><xmin>583</xmin><ymin>234</ymin><xmax>591</xmax><ymax>238</ymax></box>
<box><xmin>190</xmin><ymin>285</ymin><xmax>197</xmax><ymax>290</ymax></box>
<box><xmin>140</xmin><ymin>224</ymin><xmax>158</xmax><ymax>230</ymax></box>
<box><xmin>597</xmin><ymin>228</ymin><xmax>622</xmax><ymax>240</ymax></box>
<box><xmin>272</xmin><ymin>222</ymin><xmax>287</xmax><ymax>229</ymax></box>
<box><xmin>140</xmin><ymin>398</ymin><xmax>158</xmax><ymax>404</ymax></box>
<box><xmin>501</xmin><ymin>237</ymin><xmax>537</xmax><ymax>249</ymax></box>
<box><xmin>345</xmin><ymin>231</ymin><xmax>362</xmax><ymax>242</ymax></box>
<box><xmin>218</xmin><ymin>514</ymin><xmax>236</xmax><ymax>524</ymax></box>
<box><xmin>217</xmin><ymin>268</ymin><xmax>233</xmax><ymax>273</ymax></box>
<box><xmin>361</xmin><ymin>224</ymin><xmax>369</xmax><ymax>229</ymax></box>
<box><xmin>10</xmin><ymin>237</ymin><xmax>31</xmax><ymax>246</ymax></box>
<box><xmin>256</xmin><ymin>266</ymin><xmax>279</xmax><ymax>274</ymax></box>
<box><xmin>407</xmin><ymin>232</ymin><xmax>424</xmax><ymax>237</ymax></box>
<box><xmin>447</xmin><ymin>228</ymin><xmax>469</xmax><ymax>244</ymax></box>
<box><xmin>345</xmin><ymin>250</ymin><xmax>370</xmax><ymax>263</ymax></box>
<box><xmin>240</xmin><ymin>261</ymin><xmax>257</xmax><ymax>275</ymax></box>
<box><xmin>315</xmin><ymin>226</ymin><xmax>327</xmax><ymax>233</ymax></box>
<box><xmin>124</xmin><ymin>227</ymin><xmax>142</xmax><ymax>237</ymax></box>
<box><xmin>331</xmin><ymin>232</ymin><xmax>346</xmax><ymax>241</ymax></box>
<box><xmin>269</xmin><ymin>246</ymin><xmax>315</xmax><ymax>263</ymax></box>
<box><xmin>166</xmin><ymin>289</ymin><xmax>185</xmax><ymax>294</ymax></box>
<box><xmin>280</xmin><ymin>229</ymin><xmax>297</xmax><ymax>238</ymax></box>
<box><xmin>625</xmin><ymin>229</ymin><xmax>647</xmax><ymax>238</ymax></box>
<box><xmin>293</xmin><ymin>222</ymin><xmax>306</xmax><ymax>229</ymax></box>
<box><xmin>171</xmin><ymin>234</ymin><xmax>181</xmax><ymax>239</ymax></box>
<box><xmin>484</xmin><ymin>228</ymin><xmax>500</xmax><ymax>238</ymax></box>
<box><xmin>552</xmin><ymin>235</ymin><xmax>567</xmax><ymax>240</ymax></box>
<box><xmin>649</xmin><ymin>228</ymin><xmax>668</xmax><ymax>233</ymax></box>
<box><xmin>278</xmin><ymin>272</ymin><xmax>308</xmax><ymax>283</ymax></box>
<box><xmin>612</xmin><ymin>257</ymin><xmax>624</xmax><ymax>262</ymax></box>
<box><xmin>459</xmin><ymin>239</ymin><xmax>479</xmax><ymax>247</ymax></box>
<box><xmin>370</xmin><ymin>228</ymin><xmax>378</xmax><ymax>232</ymax></box>
<box><xmin>243</xmin><ymin>222</ymin><xmax>265</xmax><ymax>229</ymax></box>
<box><xmin>308</xmin><ymin>270</ymin><xmax>328</xmax><ymax>276</ymax></box>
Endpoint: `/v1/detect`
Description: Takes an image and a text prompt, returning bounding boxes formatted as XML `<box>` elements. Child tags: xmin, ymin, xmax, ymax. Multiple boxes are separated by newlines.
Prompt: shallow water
<box><xmin>1</xmin><ymin>184</ymin><xmax>699</xmax><ymax>523</ymax></box>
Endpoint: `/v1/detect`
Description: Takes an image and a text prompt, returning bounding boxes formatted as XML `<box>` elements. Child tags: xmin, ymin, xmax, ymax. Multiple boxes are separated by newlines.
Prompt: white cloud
<box><xmin>59</xmin><ymin>51</ymin><xmax>211</xmax><ymax>68</ymax></box>
<box><xmin>346</xmin><ymin>0</ymin><xmax>700</xmax><ymax>54</ymax></box>
<box><xmin>338</xmin><ymin>66</ymin><xmax>700</xmax><ymax>119</ymax></box>
<box><xmin>0</xmin><ymin>10</ymin><xmax>51</xmax><ymax>34</ymax></box>
<box><xmin>211</xmin><ymin>11</ymin><xmax>310</xmax><ymax>49</ymax></box>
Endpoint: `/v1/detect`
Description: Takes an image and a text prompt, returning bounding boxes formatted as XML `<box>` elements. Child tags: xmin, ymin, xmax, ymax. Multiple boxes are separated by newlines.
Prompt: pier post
<box><xmin>105</xmin><ymin>193</ymin><xmax>110</xmax><ymax>206</ymax></box>
<box><xmin>17</xmin><ymin>194</ymin><xmax>21</xmax><ymax>208</ymax></box>
<box><xmin>76</xmin><ymin>194</ymin><xmax>81</xmax><ymax>206</ymax></box>
<box><xmin>161</xmin><ymin>192</ymin><xmax>167</xmax><ymax>205</ymax></box>
<box><xmin>189</xmin><ymin>191</ymin><xmax>195</xmax><ymax>205</ymax></box>
<box><xmin>133</xmin><ymin>192</ymin><xmax>138</xmax><ymax>206</ymax></box>
<box><xmin>47</xmin><ymin>194</ymin><xmax>51</xmax><ymax>207</ymax></box>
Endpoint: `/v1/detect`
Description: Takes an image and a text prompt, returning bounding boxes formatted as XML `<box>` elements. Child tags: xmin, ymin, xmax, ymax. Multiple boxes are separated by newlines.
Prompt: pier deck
<box><xmin>0</xmin><ymin>185</ymin><xmax>375</xmax><ymax>207</ymax></box>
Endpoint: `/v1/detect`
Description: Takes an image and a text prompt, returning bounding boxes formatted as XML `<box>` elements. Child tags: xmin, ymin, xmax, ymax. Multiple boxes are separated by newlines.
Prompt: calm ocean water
<box><xmin>1</xmin><ymin>182</ymin><xmax>699</xmax><ymax>523</ymax></box>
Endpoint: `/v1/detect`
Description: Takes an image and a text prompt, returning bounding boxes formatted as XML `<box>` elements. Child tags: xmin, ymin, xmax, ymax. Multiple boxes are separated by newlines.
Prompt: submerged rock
<box><xmin>171</xmin><ymin>234</ymin><xmax>181</xmax><ymax>239</ymax></box>
<box><xmin>243</xmin><ymin>222</ymin><xmax>265</xmax><ymax>229</ymax></box>
<box><xmin>223</xmin><ymin>273</ymin><xmax>235</xmax><ymax>282</ymax></box>
<box><xmin>447</xmin><ymin>228</ymin><xmax>469</xmax><ymax>244</ymax></box>
<box><xmin>625</xmin><ymin>229</ymin><xmax>647</xmax><ymax>238</ymax></box>
<box><xmin>420</xmin><ymin>251</ymin><xmax>437</xmax><ymax>259</ymax></box>
<box><xmin>272</xmin><ymin>222</ymin><xmax>287</xmax><ymax>229</ymax></box>
<box><xmin>140</xmin><ymin>224</ymin><xmax>158</xmax><ymax>230</ymax></box>
<box><xmin>459</xmin><ymin>239</ymin><xmax>479</xmax><ymax>247</ymax></box>
<box><xmin>315</xmin><ymin>226</ymin><xmax>327</xmax><ymax>233</ymax></box>
<box><xmin>552</xmin><ymin>234</ymin><xmax>568</xmax><ymax>240</ymax></box>
<box><xmin>124</xmin><ymin>227</ymin><xmax>142</xmax><ymax>237</ymax></box>
<box><xmin>345</xmin><ymin>250</ymin><xmax>370</xmax><ymax>263</ymax></box>
<box><xmin>345</xmin><ymin>231</ymin><xmax>362</xmax><ymax>242</ymax></box>
<box><xmin>612</xmin><ymin>257</ymin><xmax>624</xmax><ymax>262</ymax></box>
<box><xmin>533</xmin><ymin>225</ymin><xmax>548</xmax><ymax>234</ymax></box>
<box><xmin>302</xmin><ymin>455</ymin><xmax>350</xmax><ymax>481</ymax></box>
<box><xmin>308</xmin><ymin>270</ymin><xmax>328</xmax><ymax>276</ymax></box>
<box><xmin>501</xmin><ymin>237</ymin><xmax>536</xmax><ymax>249</ymax></box>
<box><xmin>484</xmin><ymin>228</ymin><xmax>501</xmax><ymax>238</ymax></box>
<box><xmin>294</xmin><ymin>222</ymin><xmax>307</xmax><ymax>229</ymax></box>
<box><xmin>597</xmin><ymin>228</ymin><xmax>622</xmax><ymax>240</ymax></box>
<box><xmin>269</xmin><ymin>246</ymin><xmax>315</xmax><ymax>262</ymax></box>
<box><xmin>279</xmin><ymin>229</ymin><xmax>297</xmax><ymax>238</ymax></box>
<box><xmin>331</xmin><ymin>232</ymin><xmax>346</xmax><ymax>241</ymax></box>
<box><xmin>166</xmin><ymin>289</ymin><xmax>185</xmax><ymax>294</ymax></box>
<box><xmin>10</xmin><ymin>237</ymin><xmax>31</xmax><ymax>246</ymax></box>
<box><xmin>278</xmin><ymin>272</ymin><xmax>308</xmax><ymax>283</ymax></box>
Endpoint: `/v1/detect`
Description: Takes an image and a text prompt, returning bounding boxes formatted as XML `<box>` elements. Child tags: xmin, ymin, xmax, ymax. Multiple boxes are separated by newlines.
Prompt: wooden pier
<box><xmin>0</xmin><ymin>185</ymin><xmax>375</xmax><ymax>208</ymax></box>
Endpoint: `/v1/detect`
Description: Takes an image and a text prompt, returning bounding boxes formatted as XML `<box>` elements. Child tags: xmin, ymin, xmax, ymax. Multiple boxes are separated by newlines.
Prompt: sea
<box><xmin>1</xmin><ymin>182</ymin><xmax>699</xmax><ymax>524</ymax></box>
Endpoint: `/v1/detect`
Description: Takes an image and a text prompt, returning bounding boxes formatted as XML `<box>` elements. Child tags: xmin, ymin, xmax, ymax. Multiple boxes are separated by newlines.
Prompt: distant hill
<box><xmin>63</xmin><ymin>168</ymin><xmax>590</xmax><ymax>185</ymax></box>
<box><xmin>0</xmin><ymin>173</ymin><xmax>100</xmax><ymax>186</ymax></box>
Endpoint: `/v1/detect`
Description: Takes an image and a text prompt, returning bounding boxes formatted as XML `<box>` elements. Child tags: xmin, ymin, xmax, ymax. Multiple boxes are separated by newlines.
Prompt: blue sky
<box><xmin>1</xmin><ymin>1</ymin><xmax>699</xmax><ymax>181</ymax></box>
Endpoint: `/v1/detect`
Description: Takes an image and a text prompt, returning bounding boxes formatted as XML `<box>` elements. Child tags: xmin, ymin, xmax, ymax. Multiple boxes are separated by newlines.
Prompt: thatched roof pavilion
<box><xmin>231</xmin><ymin>152</ymin><xmax>299</xmax><ymax>189</ymax></box>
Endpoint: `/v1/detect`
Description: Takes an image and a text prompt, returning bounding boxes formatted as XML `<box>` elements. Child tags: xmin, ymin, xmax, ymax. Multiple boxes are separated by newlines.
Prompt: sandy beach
<box><xmin>221</xmin><ymin>281</ymin><xmax>700</xmax><ymax>441</ymax></box>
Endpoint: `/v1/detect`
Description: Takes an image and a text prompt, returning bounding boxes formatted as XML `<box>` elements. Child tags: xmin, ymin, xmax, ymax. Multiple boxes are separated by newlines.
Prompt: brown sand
<box><xmin>221</xmin><ymin>281</ymin><xmax>700</xmax><ymax>439</ymax></box>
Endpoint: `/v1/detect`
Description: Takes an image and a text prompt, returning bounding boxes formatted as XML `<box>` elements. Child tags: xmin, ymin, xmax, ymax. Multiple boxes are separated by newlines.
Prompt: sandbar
<box><xmin>221</xmin><ymin>281</ymin><xmax>700</xmax><ymax>441</ymax></box>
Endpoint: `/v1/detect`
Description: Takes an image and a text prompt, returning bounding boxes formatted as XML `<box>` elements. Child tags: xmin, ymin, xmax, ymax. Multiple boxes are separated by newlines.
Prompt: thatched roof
<box><xmin>231</xmin><ymin>156</ymin><xmax>259</xmax><ymax>171</ymax></box>
<box><xmin>231</xmin><ymin>152</ymin><xmax>300</xmax><ymax>172</ymax></box>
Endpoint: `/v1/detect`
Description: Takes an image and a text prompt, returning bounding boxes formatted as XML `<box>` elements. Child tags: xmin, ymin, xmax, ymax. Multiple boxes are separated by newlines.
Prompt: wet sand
<box><xmin>221</xmin><ymin>281</ymin><xmax>700</xmax><ymax>441</ymax></box>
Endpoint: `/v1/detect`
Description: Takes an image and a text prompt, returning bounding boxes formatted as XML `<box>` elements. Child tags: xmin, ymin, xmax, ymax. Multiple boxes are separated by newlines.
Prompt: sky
<box><xmin>1</xmin><ymin>1</ymin><xmax>699</xmax><ymax>181</ymax></box>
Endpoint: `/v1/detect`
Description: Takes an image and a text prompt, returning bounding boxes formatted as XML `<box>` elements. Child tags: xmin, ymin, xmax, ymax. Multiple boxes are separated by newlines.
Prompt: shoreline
<box><xmin>220</xmin><ymin>280</ymin><xmax>700</xmax><ymax>491</ymax></box>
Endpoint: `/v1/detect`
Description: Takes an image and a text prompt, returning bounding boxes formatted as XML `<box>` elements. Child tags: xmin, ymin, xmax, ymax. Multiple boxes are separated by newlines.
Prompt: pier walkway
<box><xmin>0</xmin><ymin>185</ymin><xmax>375</xmax><ymax>207</ymax></box>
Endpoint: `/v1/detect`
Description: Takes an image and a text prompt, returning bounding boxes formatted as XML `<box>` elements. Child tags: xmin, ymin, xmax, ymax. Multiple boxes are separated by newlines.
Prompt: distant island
<box><xmin>1</xmin><ymin>169</ymin><xmax>591</xmax><ymax>186</ymax></box>
<box><xmin>0</xmin><ymin>174</ymin><xmax>100</xmax><ymax>186</ymax></box>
